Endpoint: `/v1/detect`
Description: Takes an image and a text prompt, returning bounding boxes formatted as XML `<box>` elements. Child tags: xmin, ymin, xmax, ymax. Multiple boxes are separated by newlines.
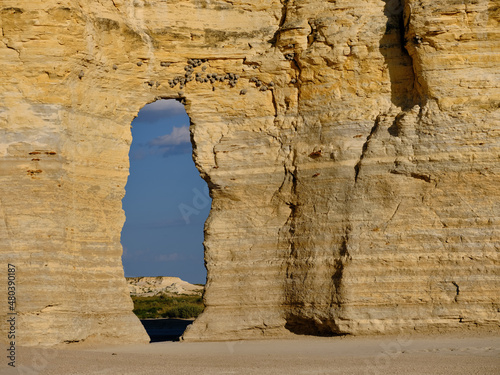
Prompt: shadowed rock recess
<box><xmin>0</xmin><ymin>0</ymin><xmax>498</xmax><ymax>345</ymax></box>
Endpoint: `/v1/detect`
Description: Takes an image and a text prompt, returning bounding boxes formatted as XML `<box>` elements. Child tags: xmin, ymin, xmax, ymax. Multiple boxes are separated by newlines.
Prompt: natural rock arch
<box><xmin>0</xmin><ymin>0</ymin><xmax>498</xmax><ymax>345</ymax></box>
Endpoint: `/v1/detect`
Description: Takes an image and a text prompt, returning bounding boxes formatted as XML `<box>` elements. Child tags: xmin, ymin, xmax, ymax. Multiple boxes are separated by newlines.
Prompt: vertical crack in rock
<box><xmin>280</xmin><ymin>161</ymin><xmax>300</xmax><ymax>326</ymax></box>
<box><xmin>451</xmin><ymin>281</ymin><xmax>460</xmax><ymax>302</ymax></box>
<box><xmin>354</xmin><ymin>116</ymin><xmax>381</xmax><ymax>183</ymax></box>
<box><xmin>271</xmin><ymin>90</ymin><xmax>279</xmax><ymax>117</ymax></box>
<box><xmin>381</xmin><ymin>0</ymin><xmax>420</xmax><ymax>109</ymax></box>
<box><xmin>330</xmin><ymin>229</ymin><xmax>352</xmax><ymax>308</ymax></box>
<box><xmin>356</xmin><ymin>0</ymin><xmax>421</xmax><ymax>183</ymax></box>
<box><xmin>383</xmin><ymin>200</ymin><xmax>402</xmax><ymax>232</ymax></box>
<box><xmin>269</xmin><ymin>0</ymin><xmax>289</xmax><ymax>46</ymax></box>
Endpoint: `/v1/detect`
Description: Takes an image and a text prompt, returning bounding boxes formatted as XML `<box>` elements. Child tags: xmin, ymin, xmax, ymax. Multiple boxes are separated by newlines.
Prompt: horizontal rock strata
<box><xmin>0</xmin><ymin>0</ymin><xmax>498</xmax><ymax>345</ymax></box>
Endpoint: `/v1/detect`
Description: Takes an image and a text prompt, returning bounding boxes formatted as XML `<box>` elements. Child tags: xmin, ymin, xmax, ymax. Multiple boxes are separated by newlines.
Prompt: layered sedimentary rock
<box><xmin>127</xmin><ymin>277</ymin><xmax>203</xmax><ymax>296</ymax></box>
<box><xmin>0</xmin><ymin>0</ymin><xmax>498</xmax><ymax>345</ymax></box>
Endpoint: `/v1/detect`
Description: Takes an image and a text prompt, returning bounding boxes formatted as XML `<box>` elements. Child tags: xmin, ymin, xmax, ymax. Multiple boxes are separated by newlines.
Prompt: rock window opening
<box><xmin>121</xmin><ymin>99</ymin><xmax>209</xmax><ymax>342</ymax></box>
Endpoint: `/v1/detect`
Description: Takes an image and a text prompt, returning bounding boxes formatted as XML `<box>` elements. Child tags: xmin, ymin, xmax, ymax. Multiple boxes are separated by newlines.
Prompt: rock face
<box><xmin>127</xmin><ymin>277</ymin><xmax>203</xmax><ymax>297</ymax></box>
<box><xmin>0</xmin><ymin>0</ymin><xmax>498</xmax><ymax>345</ymax></box>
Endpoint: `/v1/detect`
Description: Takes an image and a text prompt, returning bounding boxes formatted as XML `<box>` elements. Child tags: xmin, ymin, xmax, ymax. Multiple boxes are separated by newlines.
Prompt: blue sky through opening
<box><xmin>121</xmin><ymin>99</ymin><xmax>210</xmax><ymax>285</ymax></box>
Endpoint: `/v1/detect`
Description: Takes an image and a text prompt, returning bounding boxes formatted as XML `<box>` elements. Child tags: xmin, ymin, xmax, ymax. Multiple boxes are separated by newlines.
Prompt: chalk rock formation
<box><xmin>0</xmin><ymin>0</ymin><xmax>498</xmax><ymax>345</ymax></box>
<box><xmin>127</xmin><ymin>277</ymin><xmax>203</xmax><ymax>297</ymax></box>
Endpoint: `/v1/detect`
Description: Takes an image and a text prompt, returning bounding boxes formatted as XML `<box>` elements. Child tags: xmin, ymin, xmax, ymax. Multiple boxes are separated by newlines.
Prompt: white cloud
<box><xmin>149</xmin><ymin>126</ymin><xmax>190</xmax><ymax>147</ymax></box>
<box><xmin>132</xmin><ymin>99</ymin><xmax>187</xmax><ymax>124</ymax></box>
<box><xmin>142</xmin><ymin>99</ymin><xmax>185</xmax><ymax>113</ymax></box>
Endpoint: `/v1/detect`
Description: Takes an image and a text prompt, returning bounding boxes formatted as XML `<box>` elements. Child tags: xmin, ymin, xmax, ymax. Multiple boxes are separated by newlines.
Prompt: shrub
<box><xmin>133</xmin><ymin>307</ymin><xmax>160</xmax><ymax>320</ymax></box>
<box><xmin>131</xmin><ymin>294</ymin><xmax>204</xmax><ymax>319</ymax></box>
<box><xmin>161</xmin><ymin>304</ymin><xmax>204</xmax><ymax>319</ymax></box>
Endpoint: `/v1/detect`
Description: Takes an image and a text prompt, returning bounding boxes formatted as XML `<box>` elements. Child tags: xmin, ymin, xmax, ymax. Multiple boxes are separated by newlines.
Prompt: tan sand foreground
<box><xmin>8</xmin><ymin>332</ymin><xmax>500</xmax><ymax>375</ymax></box>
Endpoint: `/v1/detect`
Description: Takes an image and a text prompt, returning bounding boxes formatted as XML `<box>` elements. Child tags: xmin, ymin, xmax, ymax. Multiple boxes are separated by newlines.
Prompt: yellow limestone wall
<box><xmin>0</xmin><ymin>0</ymin><xmax>498</xmax><ymax>345</ymax></box>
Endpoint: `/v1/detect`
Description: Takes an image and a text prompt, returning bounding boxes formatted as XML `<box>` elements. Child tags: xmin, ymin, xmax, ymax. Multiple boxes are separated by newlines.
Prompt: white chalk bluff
<box><xmin>0</xmin><ymin>0</ymin><xmax>499</xmax><ymax>346</ymax></box>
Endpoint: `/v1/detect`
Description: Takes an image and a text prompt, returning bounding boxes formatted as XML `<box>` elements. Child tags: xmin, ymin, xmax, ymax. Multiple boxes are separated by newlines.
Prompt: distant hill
<box><xmin>126</xmin><ymin>276</ymin><xmax>204</xmax><ymax>297</ymax></box>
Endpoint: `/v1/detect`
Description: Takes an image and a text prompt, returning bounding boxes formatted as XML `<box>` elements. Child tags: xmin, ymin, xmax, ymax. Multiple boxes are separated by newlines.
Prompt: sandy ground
<box><xmin>7</xmin><ymin>332</ymin><xmax>499</xmax><ymax>375</ymax></box>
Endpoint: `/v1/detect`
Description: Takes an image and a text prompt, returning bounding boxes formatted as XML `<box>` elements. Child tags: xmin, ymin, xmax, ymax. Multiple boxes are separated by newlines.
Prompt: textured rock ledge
<box><xmin>0</xmin><ymin>0</ymin><xmax>498</xmax><ymax>345</ymax></box>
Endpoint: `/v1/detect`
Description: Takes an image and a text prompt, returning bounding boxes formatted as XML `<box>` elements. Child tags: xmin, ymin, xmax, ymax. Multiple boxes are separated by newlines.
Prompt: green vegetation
<box><xmin>131</xmin><ymin>294</ymin><xmax>204</xmax><ymax>320</ymax></box>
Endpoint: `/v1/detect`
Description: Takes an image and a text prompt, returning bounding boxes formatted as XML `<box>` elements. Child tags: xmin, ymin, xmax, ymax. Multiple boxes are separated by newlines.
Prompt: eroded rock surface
<box><xmin>127</xmin><ymin>277</ymin><xmax>203</xmax><ymax>296</ymax></box>
<box><xmin>0</xmin><ymin>0</ymin><xmax>498</xmax><ymax>345</ymax></box>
